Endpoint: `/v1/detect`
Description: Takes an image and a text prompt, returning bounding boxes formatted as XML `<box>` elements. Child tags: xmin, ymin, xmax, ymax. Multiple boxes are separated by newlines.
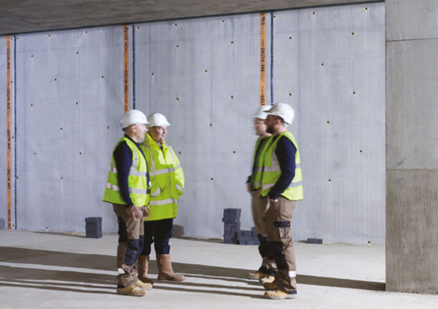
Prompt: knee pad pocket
<box><xmin>274</xmin><ymin>221</ymin><xmax>291</xmax><ymax>239</ymax></box>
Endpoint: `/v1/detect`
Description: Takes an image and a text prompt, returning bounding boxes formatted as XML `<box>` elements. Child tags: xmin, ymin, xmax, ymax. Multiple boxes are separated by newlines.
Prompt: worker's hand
<box><xmin>142</xmin><ymin>206</ymin><xmax>150</xmax><ymax>220</ymax></box>
<box><xmin>256</xmin><ymin>188</ymin><xmax>262</xmax><ymax>197</ymax></box>
<box><xmin>269</xmin><ymin>198</ymin><xmax>278</xmax><ymax>203</ymax></box>
<box><xmin>246</xmin><ymin>183</ymin><xmax>251</xmax><ymax>192</ymax></box>
<box><xmin>126</xmin><ymin>205</ymin><xmax>143</xmax><ymax>220</ymax></box>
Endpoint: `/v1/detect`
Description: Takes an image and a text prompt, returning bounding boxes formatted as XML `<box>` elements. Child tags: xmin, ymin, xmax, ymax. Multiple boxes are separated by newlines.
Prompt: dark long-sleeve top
<box><xmin>268</xmin><ymin>134</ymin><xmax>296</xmax><ymax>200</ymax></box>
<box><xmin>113</xmin><ymin>135</ymin><xmax>148</xmax><ymax>206</ymax></box>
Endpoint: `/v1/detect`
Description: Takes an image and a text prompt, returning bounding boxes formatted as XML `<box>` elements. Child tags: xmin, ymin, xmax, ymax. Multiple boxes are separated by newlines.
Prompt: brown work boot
<box><xmin>247</xmin><ymin>271</ymin><xmax>267</xmax><ymax>279</ymax></box>
<box><xmin>135</xmin><ymin>280</ymin><xmax>153</xmax><ymax>290</ymax></box>
<box><xmin>259</xmin><ymin>275</ymin><xmax>275</xmax><ymax>284</ymax></box>
<box><xmin>156</xmin><ymin>254</ymin><xmax>186</xmax><ymax>281</ymax></box>
<box><xmin>116</xmin><ymin>284</ymin><xmax>146</xmax><ymax>297</ymax></box>
<box><xmin>138</xmin><ymin>255</ymin><xmax>154</xmax><ymax>284</ymax></box>
<box><xmin>263</xmin><ymin>281</ymin><xmax>278</xmax><ymax>290</ymax></box>
<box><xmin>264</xmin><ymin>289</ymin><xmax>297</xmax><ymax>300</ymax></box>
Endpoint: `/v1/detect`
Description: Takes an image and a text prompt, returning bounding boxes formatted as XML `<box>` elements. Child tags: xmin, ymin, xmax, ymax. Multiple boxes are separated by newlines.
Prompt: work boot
<box><xmin>247</xmin><ymin>271</ymin><xmax>267</xmax><ymax>280</ymax></box>
<box><xmin>135</xmin><ymin>280</ymin><xmax>153</xmax><ymax>290</ymax></box>
<box><xmin>116</xmin><ymin>284</ymin><xmax>147</xmax><ymax>297</ymax></box>
<box><xmin>259</xmin><ymin>275</ymin><xmax>275</xmax><ymax>285</ymax></box>
<box><xmin>262</xmin><ymin>281</ymin><xmax>278</xmax><ymax>290</ymax></box>
<box><xmin>156</xmin><ymin>254</ymin><xmax>186</xmax><ymax>281</ymax></box>
<box><xmin>264</xmin><ymin>289</ymin><xmax>297</xmax><ymax>300</ymax></box>
<box><xmin>138</xmin><ymin>255</ymin><xmax>154</xmax><ymax>284</ymax></box>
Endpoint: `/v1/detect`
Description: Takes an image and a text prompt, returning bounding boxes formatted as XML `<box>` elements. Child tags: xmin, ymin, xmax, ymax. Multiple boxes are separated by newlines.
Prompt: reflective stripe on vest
<box><xmin>103</xmin><ymin>137</ymin><xmax>149</xmax><ymax>206</ymax></box>
<box><xmin>140</xmin><ymin>133</ymin><xmax>185</xmax><ymax>221</ymax></box>
<box><xmin>105</xmin><ymin>183</ymin><xmax>146</xmax><ymax>196</ymax></box>
<box><xmin>261</xmin><ymin>131</ymin><xmax>303</xmax><ymax>200</ymax></box>
<box><xmin>250</xmin><ymin>136</ymin><xmax>272</xmax><ymax>190</ymax></box>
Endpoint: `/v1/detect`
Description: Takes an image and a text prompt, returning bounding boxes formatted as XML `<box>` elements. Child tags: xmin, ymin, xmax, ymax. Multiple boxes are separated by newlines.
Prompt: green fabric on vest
<box><xmin>250</xmin><ymin>136</ymin><xmax>273</xmax><ymax>190</ymax></box>
<box><xmin>140</xmin><ymin>133</ymin><xmax>184</xmax><ymax>221</ymax></box>
<box><xmin>103</xmin><ymin>137</ymin><xmax>150</xmax><ymax>206</ymax></box>
<box><xmin>261</xmin><ymin>131</ymin><xmax>303</xmax><ymax>200</ymax></box>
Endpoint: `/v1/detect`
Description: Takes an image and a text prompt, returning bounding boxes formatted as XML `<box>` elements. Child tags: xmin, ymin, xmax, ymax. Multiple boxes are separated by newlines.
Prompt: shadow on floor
<box><xmin>0</xmin><ymin>246</ymin><xmax>385</xmax><ymax>296</ymax></box>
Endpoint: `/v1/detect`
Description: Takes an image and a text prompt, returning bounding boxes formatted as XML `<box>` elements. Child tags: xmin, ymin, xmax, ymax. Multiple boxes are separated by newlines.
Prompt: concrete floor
<box><xmin>0</xmin><ymin>230</ymin><xmax>437</xmax><ymax>309</ymax></box>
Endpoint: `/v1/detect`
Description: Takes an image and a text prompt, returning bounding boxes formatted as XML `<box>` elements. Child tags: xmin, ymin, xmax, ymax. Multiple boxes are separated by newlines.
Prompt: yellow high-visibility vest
<box><xmin>103</xmin><ymin>137</ymin><xmax>150</xmax><ymax>206</ymax></box>
<box><xmin>140</xmin><ymin>133</ymin><xmax>184</xmax><ymax>221</ymax></box>
<box><xmin>250</xmin><ymin>136</ymin><xmax>273</xmax><ymax>190</ymax></box>
<box><xmin>261</xmin><ymin>131</ymin><xmax>303</xmax><ymax>200</ymax></box>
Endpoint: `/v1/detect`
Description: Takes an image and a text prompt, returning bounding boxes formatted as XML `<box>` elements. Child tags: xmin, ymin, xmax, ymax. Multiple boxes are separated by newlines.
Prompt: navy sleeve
<box><xmin>268</xmin><ymin>136</ymin><xmax>296</xmax><ymax>199</ymax></box>
<box><xmin>113</xmin><ymin>141</ymin><xmax>133</xmax><ymax>206</ymax></box>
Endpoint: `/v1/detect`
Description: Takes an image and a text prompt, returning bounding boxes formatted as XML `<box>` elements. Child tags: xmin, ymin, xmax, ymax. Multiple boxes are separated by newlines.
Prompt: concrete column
<box><xmin>386</xmin><ymin>0</ymin><xmax>438</xmax><ymax>294</ymax></box>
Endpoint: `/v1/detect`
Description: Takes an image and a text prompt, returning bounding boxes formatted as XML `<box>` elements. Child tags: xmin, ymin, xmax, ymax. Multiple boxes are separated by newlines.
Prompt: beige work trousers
<box><xmin>113</xmin><ymin>204</ymin><xmax>144</xmax><ymax>288</ymax></box>
<box><xmin>264</xmin><ymin>196</ymin><xmax>297</xmax><ymax>292</ymax></box>
<box><xmin>251</xmin><ymin>191</ymin><xmax>270</xmax><ymax>236</ymax></box>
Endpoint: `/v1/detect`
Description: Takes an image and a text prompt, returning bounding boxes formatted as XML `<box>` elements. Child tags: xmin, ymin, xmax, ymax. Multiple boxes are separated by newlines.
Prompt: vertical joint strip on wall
<box><xmin>123</xmin><ymin>25</ymin><xmax>129</xmax><ymax>112</ymax></box>
<box><xmin>6</xmin><ymin>36</ymin><xmax>12</xmax><ymax>229</ymax></box>
<box><xmin>260</xmin><ymin>13</ymin><xmax>266</xmax><ymax>106</ymax></box>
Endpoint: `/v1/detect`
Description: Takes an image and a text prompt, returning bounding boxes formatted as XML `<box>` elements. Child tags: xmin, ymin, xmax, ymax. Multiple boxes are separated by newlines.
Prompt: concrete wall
<box><xmin>0</xmin><ymin>3</ymin><xmax>386</xmax><ymax>244</ymax></box>
<box><xmin>386</xmin><ymin>0</ymin><xmax>438</xmax><ymax>294</ymax></box>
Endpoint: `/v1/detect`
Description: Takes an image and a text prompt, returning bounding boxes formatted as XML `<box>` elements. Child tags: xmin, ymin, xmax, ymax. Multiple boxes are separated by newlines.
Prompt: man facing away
<box><xmin>247</xmin><ymin>106</ymin><xmax>277</xmax><ymax>282</ymax></box>
<box><xmin>260</xmin><ymin>103</ymin><xmax>303</xmax><ymax>300</ymax></box>
<box><xmin>103</xmin><ymin>110</ymin><xmax>153</xmax><ymax>297</ymax></box>
<box><xmin>137</xmin><ymin>112</ymin><xmax>185</xmax><ymax>283</ymax></box>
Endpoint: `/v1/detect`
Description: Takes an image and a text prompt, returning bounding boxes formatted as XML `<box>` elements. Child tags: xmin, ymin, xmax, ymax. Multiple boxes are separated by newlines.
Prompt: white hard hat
<box><xmin>147</xmin><ymin>112</ymin><xmax>171</xmax><ymax>127</ymax></box>
<box><xmin>265</xmin><ymin>103</ymin><xmax>295</xmax><ymax>125</ymax></box>
<box><xmin>121</xmin><ymin>110</ymin><xmax>148</xmax><ymax>129</ymax></box>
<box><xmin>253</xmin><ymin>105</ymin><xmax>272</xmax><ymax>120</ymax></box>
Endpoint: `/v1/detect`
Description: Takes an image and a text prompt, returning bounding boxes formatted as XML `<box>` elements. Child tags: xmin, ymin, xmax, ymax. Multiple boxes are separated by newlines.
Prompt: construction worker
<box><xmin>247</xmin><ymin>106</ymin><xmax>277</xmax><ymax>282</ymax></box>
<box><xmin>103</xmin><ymin>110</ymin><xmax>152</xmax><ymax>297</ymax></box>
<box><xmin>138</xmin><ymin>112</ymin><xmax>185</xmax><ymax>283</ymax></box>
<box><xmin>260</xmin><ymin>103</ymin><xmax>303</xmax><ymax>300</ymax></box>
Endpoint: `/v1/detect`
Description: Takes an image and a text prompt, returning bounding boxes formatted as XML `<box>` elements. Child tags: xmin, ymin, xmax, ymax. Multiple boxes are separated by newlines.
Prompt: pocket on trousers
<box><xmin>274</xmin><ymin>221</ymin><xmax>291</xmax><ymax>239</ymax></box>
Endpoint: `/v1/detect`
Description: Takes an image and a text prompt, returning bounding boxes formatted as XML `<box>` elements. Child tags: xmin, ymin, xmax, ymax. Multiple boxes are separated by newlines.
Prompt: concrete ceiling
<box><xmin>0</xmin><ymin>0</ymin><xmax>380</xmax><ymax>35</ymax></box>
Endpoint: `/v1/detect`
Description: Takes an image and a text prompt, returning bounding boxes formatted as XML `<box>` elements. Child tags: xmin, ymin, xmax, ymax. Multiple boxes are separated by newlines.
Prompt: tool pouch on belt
<box><xmin>274</xmin><ymin>221</ymin><xmax>291</xmax><ymax>239</ymax></box>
